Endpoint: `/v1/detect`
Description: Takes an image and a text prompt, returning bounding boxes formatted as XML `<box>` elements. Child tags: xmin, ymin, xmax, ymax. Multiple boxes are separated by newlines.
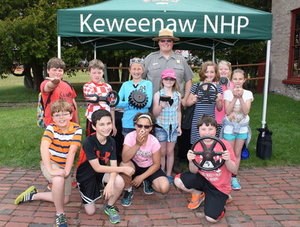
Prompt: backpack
<box><xmin>37</xmin><ymin>92</ymin><xmax>52</xmax><ymax>128</ymax></box>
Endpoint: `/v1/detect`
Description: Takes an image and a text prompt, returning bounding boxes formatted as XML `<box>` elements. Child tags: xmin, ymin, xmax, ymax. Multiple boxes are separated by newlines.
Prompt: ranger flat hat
<box><xmin>152</xmin><ymin>28</ymin><xmax>180</xmax><ymax>41</ymax></box>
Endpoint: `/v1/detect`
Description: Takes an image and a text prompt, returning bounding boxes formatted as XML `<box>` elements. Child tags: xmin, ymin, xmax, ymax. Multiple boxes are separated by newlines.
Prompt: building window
<box><xmin>285</xmin><ymin>8</ymin><xmax>300</xmax><ymax>84</ymax></box>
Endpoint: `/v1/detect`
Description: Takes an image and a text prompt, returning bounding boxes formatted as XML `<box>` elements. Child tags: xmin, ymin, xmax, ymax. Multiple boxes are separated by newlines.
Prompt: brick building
<box><xmin>271</xmin><ymin>0</ymin><xmax>300</xmax><ymax>100</ymax></box>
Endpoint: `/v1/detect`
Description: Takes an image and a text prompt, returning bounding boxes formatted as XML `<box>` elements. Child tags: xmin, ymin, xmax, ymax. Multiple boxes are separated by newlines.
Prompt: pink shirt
<box><xmin>124</xmin><ymin>131</ymin><xmax>161</xmax><ymax>168</ymax></box>
<box><xmin>215</xmin><ymin>82</ymin><xmax>234</xmax><ymax>124</ymax></box>
<box><xmin>194</xmin><ymin>139</ymin><xmax>236</xmax><ymax>195</ymax></box>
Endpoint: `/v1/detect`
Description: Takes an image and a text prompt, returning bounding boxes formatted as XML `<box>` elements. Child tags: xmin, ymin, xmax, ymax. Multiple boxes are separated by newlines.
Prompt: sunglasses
<box><xmin>160</xmin><ymin>39</ymin><xmax>173</xmax><ymax>43</ymax></box>
<box><xmin>163</xmin><ymin>77</ymin><xmax>176</xmax><ymax>81</ymax></box>
<box><xmin>130</xmin><ymin>58</ymin><xmax>144</xmax><ymax>65</ymax></box>
<box><xmin>136</xmin><ymin>123</ymin><xmax>152</xmax><ymax>129</ymax></box>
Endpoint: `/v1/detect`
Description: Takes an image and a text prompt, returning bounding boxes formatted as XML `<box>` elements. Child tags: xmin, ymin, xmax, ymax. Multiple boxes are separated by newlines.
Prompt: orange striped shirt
<box><xmin>42</xmin><ymin>122</ymin><xmax>82</xmax><ymax>167</ymax></box>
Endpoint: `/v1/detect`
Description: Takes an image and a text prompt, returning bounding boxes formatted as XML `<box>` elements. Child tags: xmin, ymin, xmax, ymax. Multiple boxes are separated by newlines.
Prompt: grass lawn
<box><xmin>0</xmin><ymin>74</ymin><xmax>300</xmax><ymax>168</ymax></box>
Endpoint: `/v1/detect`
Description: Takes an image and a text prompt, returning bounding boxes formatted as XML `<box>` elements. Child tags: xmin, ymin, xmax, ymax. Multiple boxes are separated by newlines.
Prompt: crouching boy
<box><xmin>76</xmin><ymin>109</ymin><xmax>134</xmax><ymax>224</ymax></box>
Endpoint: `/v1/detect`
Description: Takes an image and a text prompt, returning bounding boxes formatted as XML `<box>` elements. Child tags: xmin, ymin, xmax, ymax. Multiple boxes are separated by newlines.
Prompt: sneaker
<box><xmin>187</xmin><ymin>193</ymin><xmax>205</xmax><ymax>210</ymax></box>
<box><xmin>143</xmin><ymin>180</ymin><xmax>154</xmax><ymax>195</ymax></box>
<box><xmin>55</xmin><ymin>213</ymin><xmax>68</xmax><ymax>227</ymax></box>
<box><xmin>167</xmin><ymin>175</ymin><xmax>174</xmax><ymax>184</ymax></box>
<box><xmin>231</xmin><ymin>177</ymin><xmax>241</xmax><ymax>190</ymax></box>
<box><xmin>104</xmin><ymin>204</ymin><xmax>121</xmax><ymax>224</ymax></box>
<box><xmin>121</xmin><ymin>190</ymin><xmax>133</xmax><ymax>207</ymax></box>
<box><xmin>14</xmin><ymin>186</ymin><xmax>37</xmax><ymax>205</ymax></box>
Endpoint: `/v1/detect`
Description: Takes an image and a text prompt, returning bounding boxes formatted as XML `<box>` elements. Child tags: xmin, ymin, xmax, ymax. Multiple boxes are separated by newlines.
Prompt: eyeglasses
<box><xmin>52</xmin><ymin>112</ymin><xmax>70</xmax><ymax>118</ymax></box>
<box><xmin>136</xmin><ymin>124</ymin><xmax>152</xmax><ymax>129</ymax></box>
<box><xmin>160</xmin><ymin>39</ymin><xmax>173</xmax><ymax>43</ymax></box>
<box><xmin>163</xmin><ymin>77</ymin><xmax>176</xmax><ymax>81</ymax></box>
<box><xmin>130</xmin><ymin>58</ymin><xmax>144</xmax><ymax>65</ymax></box>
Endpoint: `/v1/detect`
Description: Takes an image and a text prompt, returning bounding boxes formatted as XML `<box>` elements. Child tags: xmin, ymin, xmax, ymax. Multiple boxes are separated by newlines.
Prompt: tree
<box><xmin>0</xmin><ymin>0</ymin><xmax>103</xmax><ymax>90</ymax></box>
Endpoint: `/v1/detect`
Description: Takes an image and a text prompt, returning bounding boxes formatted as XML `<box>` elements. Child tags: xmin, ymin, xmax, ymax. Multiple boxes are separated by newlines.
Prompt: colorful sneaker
<box><xmin>121</xmin><ymin>190</ymin><xmax>133</xmax><ymax>207</ymax></box>
<box><xmin>231</xmin><ymin>177</ymin><xmax>241</xmax><ymax>190</ymax></box>
<box><xmin>55</xmin><ymin>213</ymin><xmax>68</xmax><ymax>227</ymax></box>
<box><xmin>104</xmin><ymin>204</ymin><xmax>121</xmax><ymax>224</ymax></box>
<box><xmin>187</xmin><ymin>193</ymin><xmax>205</xmax><ymax>210</ymax></box>
<box><xmin>143</xmin><ymin>180</ymin><xmax>154</xmax><ymax>195</ymax></box>
<box><xmin>167</xmin><ymin>175</ymin><xmax>174</xmax><ymax>184</ymax></box>
<box><xmin>14</xmin><ymin>186</ymin><xmax>37</xmax><ymax>205</ymax></box>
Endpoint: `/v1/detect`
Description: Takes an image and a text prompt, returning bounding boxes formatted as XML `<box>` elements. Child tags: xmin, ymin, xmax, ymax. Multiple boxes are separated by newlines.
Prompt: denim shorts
<box><xmin>223</xmin><ymin>132</ymin><xmax>248</xmax><ymax>141</ymax></box>
<box><xmin>155</xmin><ymin>126</ymin><xmax>178</xmax><ymax>142</ymax></box>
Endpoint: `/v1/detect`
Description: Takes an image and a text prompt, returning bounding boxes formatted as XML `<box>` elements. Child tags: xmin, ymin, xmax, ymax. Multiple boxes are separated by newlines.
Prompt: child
<box><xmin>152</xmin><ymin>68</ymin><xmax>182</xmax><ymax>184</ymax></box>
<box><xmin>215</xmin><ymin>60</ymin><xmax>233</xmax><ymax>137</ymax></box>
<box><xmin>186</xmin><ymin>61</ymin><xmax>223</xmax><ymax>146</ymax></box>
<box><xmin>40</xmin><ymin>57</ymin><xmax>79</xmax><ymax>126</ymax></box>
<box><xmin>76</xmin><ymin>109</ymin><xmax>134</xmax><ymax>224</ymax></box>
<box><xmin>117</xmin><ymin>57</ymin><xmax>153</xmax><ymax>136</ymax></box>
<box><xmin>120</xmin><ymin>113</ymin><xmax>170</xmax><ymax>207</ymax></box>
<box><xmin>223</xmin><ymin>68</ymin><xmax>254</xmax><ymax>190</ymax></box>
<box><xmin>14</xmin><ymin>100</ymin><xmax>82</xmax><ymax>227</ymax></box>
<box><xmin>174</xmin><ymin>115</ymin><xmax>237</xmax><ymax>223</ymax></box>
<box><xmin>83</xmin><ymin>59</ymin><xmax>117</xmax><ymax>136</ymax></box>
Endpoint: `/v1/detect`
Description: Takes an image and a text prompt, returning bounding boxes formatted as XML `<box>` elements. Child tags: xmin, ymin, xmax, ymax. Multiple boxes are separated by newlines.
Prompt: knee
<box><xmin>160</xmin><ymin>183</ymin><xmax>170</xmax><ymax>194</ymax></box>
<box><xmin>115</xmin><ymin>175</ymin><xmax>125</xmax><ymax>189</ymax></box>
<box><xmin>174</xmin><ymin>175</ymin><xmax>183</xmax><ymax>189</ymax></box>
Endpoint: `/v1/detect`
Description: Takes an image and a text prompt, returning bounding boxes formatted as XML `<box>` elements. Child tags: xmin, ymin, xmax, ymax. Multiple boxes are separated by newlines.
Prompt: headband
<box><xmin>137</xmin><ymin>114</ymin><xmax>153</xmax><ymax>125</ymax></box>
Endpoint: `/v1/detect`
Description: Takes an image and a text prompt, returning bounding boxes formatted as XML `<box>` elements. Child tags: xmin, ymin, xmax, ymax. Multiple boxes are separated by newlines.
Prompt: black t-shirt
<box><xmin>76</xmin><ymin>134</ymin><xmax>117</xmax><ymax>182</ymax></box>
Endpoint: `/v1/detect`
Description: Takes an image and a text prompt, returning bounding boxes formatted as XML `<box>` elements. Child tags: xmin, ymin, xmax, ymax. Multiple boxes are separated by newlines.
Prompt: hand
<box><xmin>103</xmin><ymin>181</ymin><xmax>114</xmax><ymax>200</ymax></box>
<box><xmin>233</xmin><ymin>87</ymin><xmax>243</xmax><ymax>98</ymax></box>
<box><xmin>136</xmin><ymin>130</ymin><xmax>146</xmax><ymax>146</ymax></box>
<box><xmin>177</xmin><ymin>127</ymin><xmax>182</xmax><ymax>136</ymax></box>
<box><xmin>159</xmin><ymin>101</ymin><xmax>169</xmax><ymax>108</ymax></box>
<box><xmin>222</xmin><ymin>150</ymin><xmax>230</xmax><ymax>161</ymax></box>
<box><xmin>131</xmin><ymin>175</ymin><xmax>144</xmax><ymax>188</ymax></box>
<box><xmin>187</xmin><ymin>150</ymin><xmax>196</xmax><ymax>161</ymax></box>
<box><xmin>123</xmin><ymin>166</ymin><xmax>135</xmax><ymax>176</ymax></box>
<box><xmin>45</xmin><ymin>76</ymin><xmax>60</xmax><ymax>85</ymax></box>
<box><xmin>191</xmin><ymin>94</ymin><xmax>198</xmax><ymax>104</ymax></box>
<box><xmin>111</xmin><ymin>125</ymin><xmax>117</xmax><ymax>136</ymax></box>
<box><xmin>216</xmin><ymin>93</ymin><xmax>223</xmax><ymax>102</ymax></box>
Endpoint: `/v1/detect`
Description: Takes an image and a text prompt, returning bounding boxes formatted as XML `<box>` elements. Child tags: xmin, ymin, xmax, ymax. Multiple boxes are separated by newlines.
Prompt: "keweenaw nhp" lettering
<box><xmin>80</xmin><ymin>14</ymin><xmax>249</xmax><ymax>35</ymax></box>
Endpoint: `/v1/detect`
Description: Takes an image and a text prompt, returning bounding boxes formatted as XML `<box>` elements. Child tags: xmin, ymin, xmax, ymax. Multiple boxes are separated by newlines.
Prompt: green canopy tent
<box><xmin>57</xmin><ymin>0</ymin><xmax>272</xmax><ymax>128</ymax></box>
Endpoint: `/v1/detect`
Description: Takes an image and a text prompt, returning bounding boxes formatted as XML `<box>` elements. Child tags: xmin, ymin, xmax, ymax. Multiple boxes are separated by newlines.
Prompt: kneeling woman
<box><xmin>120</xmin><ymin>113</ymin><xmax>170</xmax><ymax>207</ymax></box>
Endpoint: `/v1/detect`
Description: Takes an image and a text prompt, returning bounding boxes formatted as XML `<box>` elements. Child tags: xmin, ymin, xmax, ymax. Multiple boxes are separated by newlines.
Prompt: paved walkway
<box><xmin>1</xmin><ymin>166</ymin><xmax>300</xmax><ymax>227</ymax></box>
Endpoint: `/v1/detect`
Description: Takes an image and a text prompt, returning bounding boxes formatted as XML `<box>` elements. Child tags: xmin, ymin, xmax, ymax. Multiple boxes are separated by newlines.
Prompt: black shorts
<box><xmin>77</xmin><ymin>173</ymin><xmax>105</xmax><ymax>204</ymax></box>
<box><xmin>132</xmin><ymin>160</ymin><xmax>166</xmax><ymax>183</ymax></box>
<box><xmin>179</xmin><ymin>172</ymin><xmax>228</xmax><ymax>219</ymax></box>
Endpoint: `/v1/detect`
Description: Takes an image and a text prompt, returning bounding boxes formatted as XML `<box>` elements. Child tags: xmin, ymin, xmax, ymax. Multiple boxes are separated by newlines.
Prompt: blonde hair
<box><xmin>50</xmin><ymin>100</ymin><xmax>72</xmax><ymax>115</ymax></box>
<box><xmin>88</xmin><ymin>59</ymin><xmax>105</xmax><ymax>71</ymax></box>
<box><xmin>218</xmin><ymin>60</ymin><xmax>232</xmax><ymax>80</ymax></box>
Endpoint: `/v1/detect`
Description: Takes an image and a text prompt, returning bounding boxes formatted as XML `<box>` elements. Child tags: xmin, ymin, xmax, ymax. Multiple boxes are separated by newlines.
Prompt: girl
<box><xmin>120</xmin><ymin>113</ymin><xmax>170</xmax><ymax>207</ymax></box>
<box><xmin>152</xmin><ymin>68</ymin><xmax>182</xmax><ymax>184</ymax></box>
<box><xmin>215</xmin><ymin>60</ymin><xmax>234</xmax><ymax>137</ymax></box>
<box><xmin>186</xmin><ymin>61</ymin><xmax>223</xmax><ymax>146</ymax></box>
<box><xmin>117</xmin><ymin>58</ymin><xmax>153</xmax><ymax>136</ymax></box>
<box><xmin>223</xmin><ymin>68</ymin><xmax>254</xmax><ymax>190</ymax></box>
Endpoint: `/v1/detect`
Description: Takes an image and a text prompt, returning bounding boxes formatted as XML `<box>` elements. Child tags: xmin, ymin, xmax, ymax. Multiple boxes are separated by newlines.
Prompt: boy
<box><xmin>83</xmin><ymin>59</ymin><xmax>117</xmax><ymax>136</ymax></box>
<box><xmin>15</xmin><ymin>100</ymin><xmax>82</xmax><ymax>227</ymax></box>
<box><xmin>76</xmin><ymin>109</ymin><xmax>134</xmax><ymax>224</ymax></box>
<box><xmin>40</xmin><ymin>57</ymin><xmax>79</xmax><ymax>126</ymax></box>
<box><xmin>174</xmin><ymin>115</ymin><xmax>237</xmax><ymax>223</ymax></box>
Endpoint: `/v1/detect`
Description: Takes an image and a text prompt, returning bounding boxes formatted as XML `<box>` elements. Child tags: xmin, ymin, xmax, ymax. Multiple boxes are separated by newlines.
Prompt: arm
<box><xmin>110</xmin><ymin>108</ymin><xmax>117</xmax><ymax>136</ymax></box>
<box><xmin>177</xmin><ymin>96</ymin><xmax>182</xmax><ymax>136</ymax></box>
<box><xmin>72</xmin><ymin>99</ymin><xmax>80</xmax><ymax>124</ymax></box>
<box><xmin>152</xmin><ymin>92</ymin><xmax>163</xmax><ymax>117</ymax></box>
<box><xmin>116</xmin><ymin>83</ymin><xmax>128</xmax><ymax>109</ymax></box>
<box><xmin>145</xmin><ymin>81</ymin><xmax>153</xmax><ymax>108</ymax></box>
<box><xmin>64</xmin><ymin>144</ymin><xmax>79</xmax><ymax>177</ymax></box>
<box><xmin>215</xmin><ymin>93</ymin><xmax>223</xmax><ymax>111</ymax></box>
<box><xmin>88</xmin><ymin>158</ymin><xmax>134</xmax><ymax>176</ymax></box>
<box><xmin>187</xmin><ymin>149</ymin><xmax>199</xmax><ymax>174</ymax></box>
<box><xmin>122</xmin><ymin>143</ymin><xmax>141</xmax><ymax>163</ymax></box>
<box><xmin>182</xmin><ymin>79</ymin><xmax>192</xmax><ymax>107</ymax></box>
<box><xmin>43</xmin><ymin>77</ymin><xmax>60</xmax><ymax>93</ymax></box>
<box><xmin>40</xmin><ymin>139</ymin><xmax>65</xmax><ymax>177</ymax></box>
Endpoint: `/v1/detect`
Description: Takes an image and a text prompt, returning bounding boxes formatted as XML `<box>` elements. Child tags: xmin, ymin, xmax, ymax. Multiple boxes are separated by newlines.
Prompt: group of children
<box><xmin>14</xmin><ymin>57</ymin><xmax>253</xmax><ymax>226</ymax></box>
